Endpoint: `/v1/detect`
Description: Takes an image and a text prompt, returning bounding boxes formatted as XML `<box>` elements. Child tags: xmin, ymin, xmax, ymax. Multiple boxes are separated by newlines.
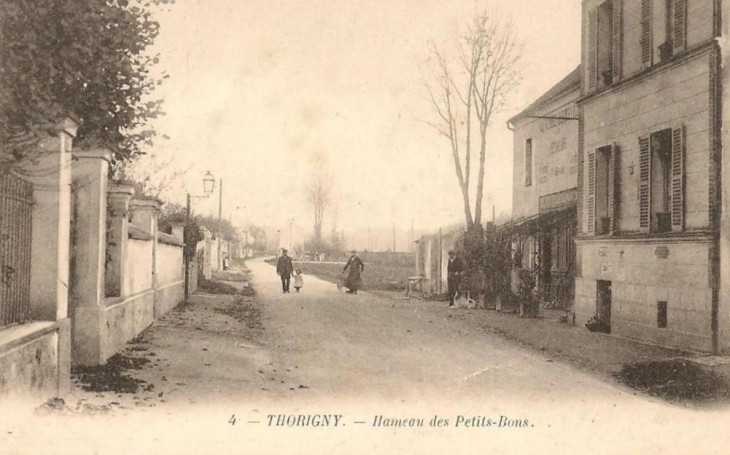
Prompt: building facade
<box><xmin>508</xmin><ymin>66</ymin><xmax>581</xmax><ymax>310</ymax></box>
<box><xmin>575</xmin><ymin>0</ymin><xmax>723</xmax><ymax>352</ymax></box>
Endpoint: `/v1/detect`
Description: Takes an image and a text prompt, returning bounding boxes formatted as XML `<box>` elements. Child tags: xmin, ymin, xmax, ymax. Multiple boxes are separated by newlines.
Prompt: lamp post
<box><xmin>288</xmin><ymin>217</ymin><xmax>294</xmax><ymax>250</ymax></box>
<box><xmin>217</xmin><ymin>178</ymin><xmax>223</xmax><ymax>272</ymax></box>
<box><xmin>184</xmin><ymin>171</ymin><xmax>215</xmax><ymax>303</ymax></box>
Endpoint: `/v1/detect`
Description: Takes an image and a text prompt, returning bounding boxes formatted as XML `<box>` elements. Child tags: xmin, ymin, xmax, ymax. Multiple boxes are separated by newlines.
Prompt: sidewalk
<box><xmin>404</xmin><ymin>298</ymin><xmax>730</xmax><ymax>407</ymax></box>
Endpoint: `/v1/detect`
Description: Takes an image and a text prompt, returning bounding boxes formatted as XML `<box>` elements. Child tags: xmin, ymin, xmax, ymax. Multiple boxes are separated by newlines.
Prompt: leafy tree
<box><xmin>198</xmin><ymin>216</ymin><xmax>240</xmax><ymax>244</ymax></box>
<box><xmin>158</xmin><ymin>202</ymin><xmax>201</xmax><ymax>259</ymax></box>
<box><xmin>0</xmin><ymin>0</ymin><xmax>171</xmax><ymax>172</ymax></box>
<box><xmin>244</xmin><ymin>224</ymin><xmax>267</xmax><ymax>252</ymax></box>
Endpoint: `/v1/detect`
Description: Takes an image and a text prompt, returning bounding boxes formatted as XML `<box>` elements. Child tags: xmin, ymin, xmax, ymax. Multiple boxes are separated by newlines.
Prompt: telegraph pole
<box><xmin>392</xmin><ymin>222</ymin><xmax>396</xmax><ymax>252</ymax></box>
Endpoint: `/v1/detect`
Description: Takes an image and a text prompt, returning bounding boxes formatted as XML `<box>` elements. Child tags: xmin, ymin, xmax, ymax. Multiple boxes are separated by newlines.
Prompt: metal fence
<box><xmin>0</xmin><ymin>173</ymin><xmax>33</xmax><ymax>327</ymax></box>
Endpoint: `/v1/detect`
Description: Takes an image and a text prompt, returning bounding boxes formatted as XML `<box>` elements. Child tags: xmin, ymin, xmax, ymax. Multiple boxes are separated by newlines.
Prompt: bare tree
<box><xmin>424</xmin><ymin>8</ymin><xmax>521</xmax><ymax>230</ymax></box>
<box><xmin>305</xmin><ymin>172</ymin><xmax>332</xmax><ymax>245</ymax></box>
<box><xmin>113</xmin><ymin>153</ymin><xmax>191</xmax><ymax>201</ymax></box>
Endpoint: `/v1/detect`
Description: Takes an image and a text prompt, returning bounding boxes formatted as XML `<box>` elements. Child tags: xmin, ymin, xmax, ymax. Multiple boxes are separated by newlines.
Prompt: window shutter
<box><xmin>639</xmin><ymin>136</ymin><xmax>652</xmax><ymax>232</ymax></box>
<box><xmin>671</xmin><ymin>126</ymin><xmax>685</xmax><ymax>231</ymax></box>
<box><xmin>612</xmin><ymin>0</ymin><xmax>623</xmax><ymax>82</ymax></box>
<box><xmin>673</xmin><ymin>0</ymin><xmax>687</xmax><ymax>52</ymax></box>
<box><xmin>588</xmin><ymin>8</ymin><xmax>598</xmax><ymax>92</ymax></box>
<box><xmin>641</xmin><ymin>0</ymin><xmax>653</xmax><ymax>68</ymax></box>
<box><xmin>525</xmin><ymin>140</ymin><xmax>533</xmax><ymax>186</ymax></box>
<box><xmin>609</xmin><ymin>144</ymin><xmax>620</xmax><ymax>234</ymax></box>
<box><xmin>587</xmin><ymin>151</ymin><xmax>596</xmax><ymax>235</ymax></box>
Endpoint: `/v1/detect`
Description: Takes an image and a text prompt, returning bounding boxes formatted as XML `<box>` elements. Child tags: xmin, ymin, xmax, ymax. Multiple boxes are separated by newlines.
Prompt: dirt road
<box><xmin>3</xmin><ymin>258</ymin><xmax>729</xmax><ymax>455</ymax></box>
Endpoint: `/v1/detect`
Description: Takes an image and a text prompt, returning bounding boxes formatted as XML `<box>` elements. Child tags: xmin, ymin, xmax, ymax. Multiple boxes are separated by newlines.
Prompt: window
<box><xmin>586</xmin><ymin>144</ymin><xmax>619</xmax><ymax>235</ymax></box>
<box><xmin>663</xmin><ymin>0</ymin><xmax>687</xmax><ymax>58</ymax></box>
<box><xmin>595</xmin><ymin>146</ymin><xmax>612</xmax><ymax>234</ymax></box>
<box><xmin>597</xmin><ymin>1</ymin><xmax>614</xmax><ymax>86</ymax></box>
<box><xmin>641</xmin><ymin>0</ymin><xmax>653</xmax><ymax>67</ymax></box>
<box><xmin>657</xmin><ymin>301</ymin><xmax>668</xmax><ymax>328</ymax></box>
<box><xmin>651</xmin><ymin>130</ymin><xmax>672</xmax><ymax>232</ymax></box>
<box><xmin>588</xmin><ymin>0</ymin><xmax>622</xmax><ymax>91</ymax></box>
<box><xmin>639</xmin><ymin>127</ymin><xmax>685</xmax><ymax>233</ymax></box>
<box><xmin>525</xmin><ymin>139</ymin><xmax>533</xmax><ymax>187</ymax></box>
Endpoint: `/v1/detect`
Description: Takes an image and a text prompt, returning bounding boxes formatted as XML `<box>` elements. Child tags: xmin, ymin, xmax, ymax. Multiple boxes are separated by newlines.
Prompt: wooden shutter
<box><xmin>673</xmin><ymin>0</ymin><xmax>687</xmax><ymax>53</ymax></box>
<box><xmin>588</xmin><ymin>8</ymin><xmax>598</xmax><ymax>92</ymax></box>
<box><xmin>525</xmin><ymin>139</ymin><xmax>533</xmax><ymax>186</ymax></box>
<box><xmin>641</xmin><ymin>0</ymin><xmax>653</xmax><ymax>68</ymax></box>
<box><xmin>671</xmin><ymin>126</ymin><xmax>685</xmax><ymax>231</ymax></box>
<box><xmin>639</xmin><ymin>136</ymin><xmax>652</xmax><ymax>232</ymax></box>
<box><xmin>612</xmin><ymin>0</ymin><xmax>623</xmax><ymax>82</ymax></box>
<box><xmin>587</xmin><ymin>151</ymin><xmax>596</xmax><ymax>235</ymax></box>
<box><xmin>608</xmin><ymin>144</ymin><xmax>620</xmax><ymax>234</ymax></box>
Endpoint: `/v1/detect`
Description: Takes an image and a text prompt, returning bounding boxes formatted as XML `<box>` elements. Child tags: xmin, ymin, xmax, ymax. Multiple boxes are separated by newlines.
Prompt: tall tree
<box><xmin>0</xmin><ymin>0</ymin><xmax>170</xmax><ymax>173</ymax></box>
<box><xmin>305</xmin><ymin>172</ymin><xmax>332</xmax><ymax>245</ymax></box>
<box><xmin>424</xmin><ymin>8</ymin><xmax>520</xmax><ymax>230</ymax></box>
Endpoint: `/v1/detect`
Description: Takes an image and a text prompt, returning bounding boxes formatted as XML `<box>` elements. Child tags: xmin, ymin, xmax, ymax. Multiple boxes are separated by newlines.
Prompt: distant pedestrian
<box><xmin>447</xmin><ymin>250</ymin><xmax>464</xmax><ymax>307</ymax></box>
<box><xmin>276</xmin><ymin>249</ymin><xmax>294</xmax><ymax>293</ymax></box>
<box><xmin>293</xmin><ymin>269</ymin><xmax>304</xmax><ymax>292</ymax></box>
<box><xmin>342</xmin><ymin>250</ymin><xmax>365</xmax><ymax>294</ymax></box>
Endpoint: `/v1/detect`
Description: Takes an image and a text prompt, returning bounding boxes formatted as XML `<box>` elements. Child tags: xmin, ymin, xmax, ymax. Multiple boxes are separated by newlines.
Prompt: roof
<box><xmin>509</xmin><ymin>65</ymin><xmax>581</xmax><ymax>124</ymax></box>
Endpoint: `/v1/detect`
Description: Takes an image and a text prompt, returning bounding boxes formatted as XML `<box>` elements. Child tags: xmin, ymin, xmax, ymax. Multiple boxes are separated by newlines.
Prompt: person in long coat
<box><xmin>276</xmin><ymin>249</ymin><xmax>294</xmax><ymax>293</ymax></box>
<box><xmin>447</xmin><ymin>250</ymin><xmax>464</xmax><ymax>307</ymax></box>
<box><xmin>342</xmin><ymin>250</ymin><xmax>365</xmax><ymax>294</ymax></box>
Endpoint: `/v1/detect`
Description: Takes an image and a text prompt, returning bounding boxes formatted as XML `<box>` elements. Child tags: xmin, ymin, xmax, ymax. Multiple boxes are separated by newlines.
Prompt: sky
<box><xmin>140</xmin><ymin>0</ymin><xmax>581</xmax><ymax>237</ymax></box>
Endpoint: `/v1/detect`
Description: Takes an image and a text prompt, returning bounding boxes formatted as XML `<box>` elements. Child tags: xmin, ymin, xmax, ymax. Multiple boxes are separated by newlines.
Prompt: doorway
<box><xmin>596</xmin><ymin>280</ymin><xmax>612</xmax><ymax>332</ymax></box>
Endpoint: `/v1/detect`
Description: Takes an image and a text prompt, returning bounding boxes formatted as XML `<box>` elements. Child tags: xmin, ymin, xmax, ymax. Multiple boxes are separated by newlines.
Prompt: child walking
<box><xmin>293</xmin><ymin>270</ymin><xmax>304</xmax><ymax>292</ymax></box>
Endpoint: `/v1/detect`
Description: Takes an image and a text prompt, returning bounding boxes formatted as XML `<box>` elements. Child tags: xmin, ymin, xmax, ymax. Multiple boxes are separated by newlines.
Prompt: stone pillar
<box><xmin>24</xmin><ymin>117</ymin><xmax>78</xmax><ymax>394</ymax></box>
<box><xmin>130</xmin><ymin>197</ymin><xmax>161</xmax><ymax>290</ymax></box>
<box><xmin>105</xmin><ymin>185</ymin><xmax>135</xmax><ymax>298</ymax></box>
<box><xmin>170</xmin><ymin>222</ymin><xmax>185</xmax><ymax>242</ymax></box>
<box><xmin>200</xmin><ymin>227</ymin><xmax>213</xmax><ymax>279</ymax></box>
<box><xmin>70</xmin><ymin>149</ymin><xmax>112</xmax><ymax>365</ymax></box>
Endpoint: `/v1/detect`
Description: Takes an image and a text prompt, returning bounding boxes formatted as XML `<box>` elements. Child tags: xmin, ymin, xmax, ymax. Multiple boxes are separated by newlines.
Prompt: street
<box><xmin>3</xmin><ymin>259</ymin><xmax>728</xmax><ymax>455</ymax></box>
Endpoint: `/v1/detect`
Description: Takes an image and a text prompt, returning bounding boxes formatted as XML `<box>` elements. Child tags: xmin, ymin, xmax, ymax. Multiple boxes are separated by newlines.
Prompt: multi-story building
<box><xmin>575</xmin><ymin>0</ymin><xmax>724</xmax><ymax>352</ymax></box>
<box><xmin>507</xmin><ymin>66</ymin><xmax>580</xmax><ymax>309</ymax></box>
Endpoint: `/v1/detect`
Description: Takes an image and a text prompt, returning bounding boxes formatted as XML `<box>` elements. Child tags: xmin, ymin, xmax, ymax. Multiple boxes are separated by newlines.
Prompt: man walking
<box><xmin>276</xmin><ymin>248</ymin><xmax>294</xmax><ymax>293</ymax></box>
<box><xmin>447</xmin><ymin>250</ymin><xmax>463</xmax><ymax>307</ymax></box>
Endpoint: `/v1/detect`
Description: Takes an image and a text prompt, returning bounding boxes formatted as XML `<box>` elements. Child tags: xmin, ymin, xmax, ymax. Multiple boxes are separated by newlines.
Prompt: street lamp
<box><xmin>184</xmin><ymin>171</ymin><xmax>215</xmax><ymax>302</ymax></box>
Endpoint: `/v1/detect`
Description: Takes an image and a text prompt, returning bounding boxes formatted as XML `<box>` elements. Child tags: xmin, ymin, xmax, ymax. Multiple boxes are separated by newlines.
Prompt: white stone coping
<box><xmin>157</xmin><ymin>232</ymin><xmax>184</xmax><ymax>247</ymax></box>
<box><xmin>104</xmin><ymin>288</ymin><xmax>156</xmax><ymax>308</ymax></box>
<box><xmin>128</xmin><ymin>224</ymin><xmax>154</xmax><ymax>241</ymax></box>
<box><xmin>73</xmin><ymin>149</ymin><xmax>113</xmax><ymax>163</ymax></box>
<box><xmin>0</xmin><ymin>321</ymin><xmax>60</xmax><ymax>353</ymax></box>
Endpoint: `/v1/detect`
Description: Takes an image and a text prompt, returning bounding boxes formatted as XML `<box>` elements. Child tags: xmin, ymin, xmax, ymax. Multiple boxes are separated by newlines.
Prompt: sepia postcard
<box><xmin>1</xmin><ymin>0</ymin><xmax>730</xmax><ymax>454</ymax></box>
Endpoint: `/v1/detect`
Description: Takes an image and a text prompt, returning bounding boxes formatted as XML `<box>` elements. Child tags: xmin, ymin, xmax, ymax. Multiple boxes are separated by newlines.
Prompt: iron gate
<box><xmin>0</xmin><ymin>173</ymin><xmax>33</xmax><ymax>327</ymax></box>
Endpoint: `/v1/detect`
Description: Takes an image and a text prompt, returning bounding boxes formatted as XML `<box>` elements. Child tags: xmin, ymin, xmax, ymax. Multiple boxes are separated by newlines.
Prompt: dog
<box><xmin>336</xmin><ymin>281</ymin><xmax>344</xmax><ymax>292</ymax></box>
<box><xmin>453</xmin><ymin>292</ymin><xmax>478</xmax><ymax>309</ymax></box>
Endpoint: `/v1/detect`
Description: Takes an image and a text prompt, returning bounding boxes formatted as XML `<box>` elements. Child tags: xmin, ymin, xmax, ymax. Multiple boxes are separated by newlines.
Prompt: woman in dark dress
<box><xmin>342</xmin><ymin>250</ymin><xmax>365</xmax><ymax>294</ymax></box>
